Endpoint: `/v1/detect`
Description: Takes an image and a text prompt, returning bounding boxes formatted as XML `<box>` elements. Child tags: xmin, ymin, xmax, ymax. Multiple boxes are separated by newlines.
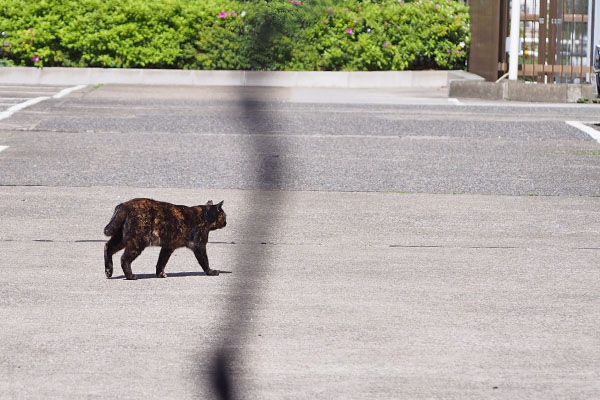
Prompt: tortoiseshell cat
<box><xmin>104</xmin><ymin>198</ymin><xmax>226</xmax><ymax>280</ymax></box>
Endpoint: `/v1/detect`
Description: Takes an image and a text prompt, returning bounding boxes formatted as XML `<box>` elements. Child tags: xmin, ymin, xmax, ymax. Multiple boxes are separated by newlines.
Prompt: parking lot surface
<box><xmin>1</xmin><ymin>85</ymin><xmax>599</xmax><ymax>398</ymax></box>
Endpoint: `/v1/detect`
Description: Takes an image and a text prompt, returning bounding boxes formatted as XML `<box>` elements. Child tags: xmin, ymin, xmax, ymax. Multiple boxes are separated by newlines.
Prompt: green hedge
<box><xmin>0</xmin><ymin>0</ymin><xmax>469</xmax><ymax>71</ymax></box>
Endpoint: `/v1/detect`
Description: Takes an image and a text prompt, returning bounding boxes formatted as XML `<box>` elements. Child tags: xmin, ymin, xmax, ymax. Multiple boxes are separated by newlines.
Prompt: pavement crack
<box><xmin>390</xmin><ymin>244</ymin><xmax>443</xmax><ymax>248</ymax></box>
<box><xmin>0</xmin><ymin>238</ymin><xmax>238</xmax><ymax>244</ymax></box>
<box><xmin>0</xmin><ymin>184</ymin><xmax>50</xmax><ymax>187</ymax></box>
<box><xmin>390</xmin><ymin>244</ymin><xmax>519</xmax><ymax>249</ymax></box>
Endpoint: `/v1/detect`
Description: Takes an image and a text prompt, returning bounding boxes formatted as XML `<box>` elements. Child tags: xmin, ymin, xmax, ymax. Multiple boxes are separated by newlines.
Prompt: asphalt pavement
<box><xmin>1</xmin><ymin>84</ymin><xmax>599</xmax><ymax>399</ymax></box>
<box><xmin>2</xmin><ymin>85</ymin><xmax>600</xmax><ymax>195</ymax></box>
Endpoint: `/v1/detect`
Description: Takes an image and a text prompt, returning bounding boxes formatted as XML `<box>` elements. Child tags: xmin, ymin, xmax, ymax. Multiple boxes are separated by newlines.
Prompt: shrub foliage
<box><xmin>0</xmin><ymin>0</ymin><xmax>469</xmax><ymax>71</ymax></box>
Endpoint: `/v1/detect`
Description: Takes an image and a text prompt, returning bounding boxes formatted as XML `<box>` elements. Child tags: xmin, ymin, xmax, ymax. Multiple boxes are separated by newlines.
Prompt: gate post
<box><xmin>508</xmin><ymin>0</ymin><xmax>521</xmax><ymax>79</ymax></box>
<box><xmin>468</xmin><ymin>0</ymin><xmax>509</xmax><ymax>81</ymax></box>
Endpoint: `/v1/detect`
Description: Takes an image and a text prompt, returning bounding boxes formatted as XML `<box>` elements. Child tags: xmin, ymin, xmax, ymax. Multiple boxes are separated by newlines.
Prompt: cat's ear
<box><xmin>217</xmin><ymin>200</ymin><xmax>224</xmax><ymax>209</ymax></box>
<box><xmin>206</xmin><ymin>200</ymin><xmax>213</xmax><ymax>205</ymax></box>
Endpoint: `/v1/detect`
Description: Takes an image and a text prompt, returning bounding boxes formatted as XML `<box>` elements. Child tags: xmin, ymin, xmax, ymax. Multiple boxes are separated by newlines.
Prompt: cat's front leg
<box><xmin>155</xmin><ymin>247</ymin><xmax>174</xmax><ymax>278</ymax></box>
<box><xmin>193</xmin><ymin>243</ymin><xmax>219</xmax><ymax>276</ymax></box>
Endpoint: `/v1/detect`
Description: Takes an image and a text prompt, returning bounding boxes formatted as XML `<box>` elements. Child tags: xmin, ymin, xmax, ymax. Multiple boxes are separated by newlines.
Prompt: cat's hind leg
<box><xmin>104</xmin><ymin>234</ymin><xmax>124</xmax><ymax>278</ymax></box>
<box><xmin>155</xmin><ymin>247</ymin><xmax>174</xmax><ymax>278</ymax></box>
<box><xmin>120</xmin><ymin>243</ymin><xmax>144</xmax><ymax>280</ymax></box>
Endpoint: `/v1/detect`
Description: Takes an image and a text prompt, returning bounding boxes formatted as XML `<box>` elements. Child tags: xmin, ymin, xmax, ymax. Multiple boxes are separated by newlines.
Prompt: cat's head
<box><xmin>206</xmin><ymin>200</ymin><xmax>226</xmax><ymax>230</ymax></box>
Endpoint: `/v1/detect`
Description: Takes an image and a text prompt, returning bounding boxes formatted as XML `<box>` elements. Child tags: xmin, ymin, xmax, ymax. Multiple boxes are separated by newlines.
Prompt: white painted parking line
<box><xmin>53</xmin><ymin>84</ymin><xmax>86</xmax><ymax>99</ymax></box>
<box><xmin>0</xmin><ymin>84</ymin><xmax>87</xmax><ymax>120</ymax></box>
<box><xmin>0</xmin><ymin>96</ymin><xmax>50</xmax><ymax>120</ymax></box>
<box><xmin>0</xmin><ymin>145</ymin><xmax>8</xmax><ymax>153</ymax></box>
<box><xmin>0</xmin><ymin>85</ymin><xmax>61</xmax><ymax>89</ymax></box>
<box><xmin>0</xmin><ymin>90</ymin><xmax>61</xmax><ymax>95</ymax></box>
<box><xmin>0</xmin><ymin>97</ymin><xmax>44</xmax><ymax>101</ymax></box>
<box><xmin>566</xmin><ymin>120</ymin><xmax>600</xmax><ymax>144</ymax></box>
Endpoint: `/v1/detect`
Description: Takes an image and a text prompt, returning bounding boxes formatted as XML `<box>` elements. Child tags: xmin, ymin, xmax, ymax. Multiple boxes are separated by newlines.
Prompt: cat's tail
<box><xmin>104</xmin><ymin>205</ymin><xmax>127</xmax><ymax>236</ymax></box>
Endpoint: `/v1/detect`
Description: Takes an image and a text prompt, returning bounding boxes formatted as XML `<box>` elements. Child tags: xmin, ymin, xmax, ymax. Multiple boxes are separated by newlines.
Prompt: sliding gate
<box><xmin>519</xmin><ymin>0</ymin><xmax>595</xmax><ymax>82</ymax></box>
<box><xmin>469</xmin><ymin>0</ymin><xmax>596</xmax><ymax>82</ymax></box>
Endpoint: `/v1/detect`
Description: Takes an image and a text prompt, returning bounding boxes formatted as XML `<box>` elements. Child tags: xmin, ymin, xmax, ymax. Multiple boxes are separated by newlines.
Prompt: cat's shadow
<box><xmin>110</xmin><ymin>270</ymin><xmax>232</xmax><ymax>280</ymax></box>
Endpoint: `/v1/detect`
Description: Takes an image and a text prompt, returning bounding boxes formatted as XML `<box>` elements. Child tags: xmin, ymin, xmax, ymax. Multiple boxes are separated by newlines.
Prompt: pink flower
<box><xmin>323</xmin><ymin>19</ymin><xmax>328</xmax><ymax>24</ymax></box>
<box><xmin>31</xmin><ymin>56</ymin><xmax>40</xmax><ymax>62</ymax></box>
<box><xmin>384</xmin><ymin>21</ymin><xmax>390</xmax><ymax>25</ymax></box>
<box><xmin>228</xmin><ymin>10</ymin><xmax>237</xmax><ymax>16</ymax></box>
<box><xmin>383</xmin><ymin>42</ymin><xmax>389</xmax><ymax>47</ymax></box>
<box><xmin>327</xmin><ymin>8</ymin><xmax>334</xmax><ymax>13</ymax></box>
<box><xmin>345</xmin><ymin>28</ymin><xmax>353</xmax><ymax>34</ymax></box>
<box><xmin>219</xmin><ymin>11</ymin><xmax>227</xmax><ymax>18</ymax></box>
<box><xmin>435</xmin><ymin>4</ymin><xmax>440</xmax><ymax>8</ymax></box>
<box><xmin>446</xmin><ymin>49</ymin><xmax>451</xmax><ymax>53</ymax></box>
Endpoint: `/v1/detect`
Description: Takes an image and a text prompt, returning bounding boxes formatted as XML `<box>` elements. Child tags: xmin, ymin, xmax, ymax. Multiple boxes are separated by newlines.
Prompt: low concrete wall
<box><xmin>0</xmin><ymin>67</ymin><xmax>483</xmax><ymax>88</ymax></box>
<box><xmin>449</xmin><ymin>79</ymin><xmax>598</xmax><ymax>103</ymax></box>
<box><xmin>448</xmin><ymin>81</ymin><xmax>505</xmax><ymax>101</ymax></box>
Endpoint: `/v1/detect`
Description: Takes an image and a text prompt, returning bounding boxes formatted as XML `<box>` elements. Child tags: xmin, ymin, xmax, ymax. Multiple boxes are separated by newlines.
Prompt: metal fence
<box><xmin>518</xmin><ymin>0</ymin><xmax>596</xmax><ymax>82</ymax></box>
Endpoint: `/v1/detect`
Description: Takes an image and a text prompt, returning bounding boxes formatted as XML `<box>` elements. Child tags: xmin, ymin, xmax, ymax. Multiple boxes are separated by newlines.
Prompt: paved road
<box><xmin>1</xmin><ymin>84</ymin><xmax>599</xmax><ymax>399</ymax></box>
<box><xmin>1</xmin><ymin>85</ymin><xmax>600</xmax><ymax>195</ymax></box>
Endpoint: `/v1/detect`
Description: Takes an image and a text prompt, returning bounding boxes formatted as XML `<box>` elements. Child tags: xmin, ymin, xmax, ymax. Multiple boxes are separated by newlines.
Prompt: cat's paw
<box><xmin>206</xmin><ymin>269</ymin><xmax>220</xmax><ymax>276</ymax></box>
<box><xmin>105</xmin><ymin>268</ymin><xmax>113</xmax><ymax>278</ymax></box>
<box><xmin>125</xmin><ymin>274</ymin><xmax>137</xmax><ymax>280</ymax></box>
<box><xmin>156</xmin><ymin>272</ymin><xmax>167</xmax><ymax>278</ymax></box>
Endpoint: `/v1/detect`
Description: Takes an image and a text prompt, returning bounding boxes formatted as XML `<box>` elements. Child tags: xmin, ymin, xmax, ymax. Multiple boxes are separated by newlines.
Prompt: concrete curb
<box><xmin>0</xmin><ymin>67</ymin><xmax>483</xmax><ymax>88</ymax></box>
<box><xmin>449</xmin><ymin>79</ymin><xmax>599</xmax><ymax>103</ymax></box>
